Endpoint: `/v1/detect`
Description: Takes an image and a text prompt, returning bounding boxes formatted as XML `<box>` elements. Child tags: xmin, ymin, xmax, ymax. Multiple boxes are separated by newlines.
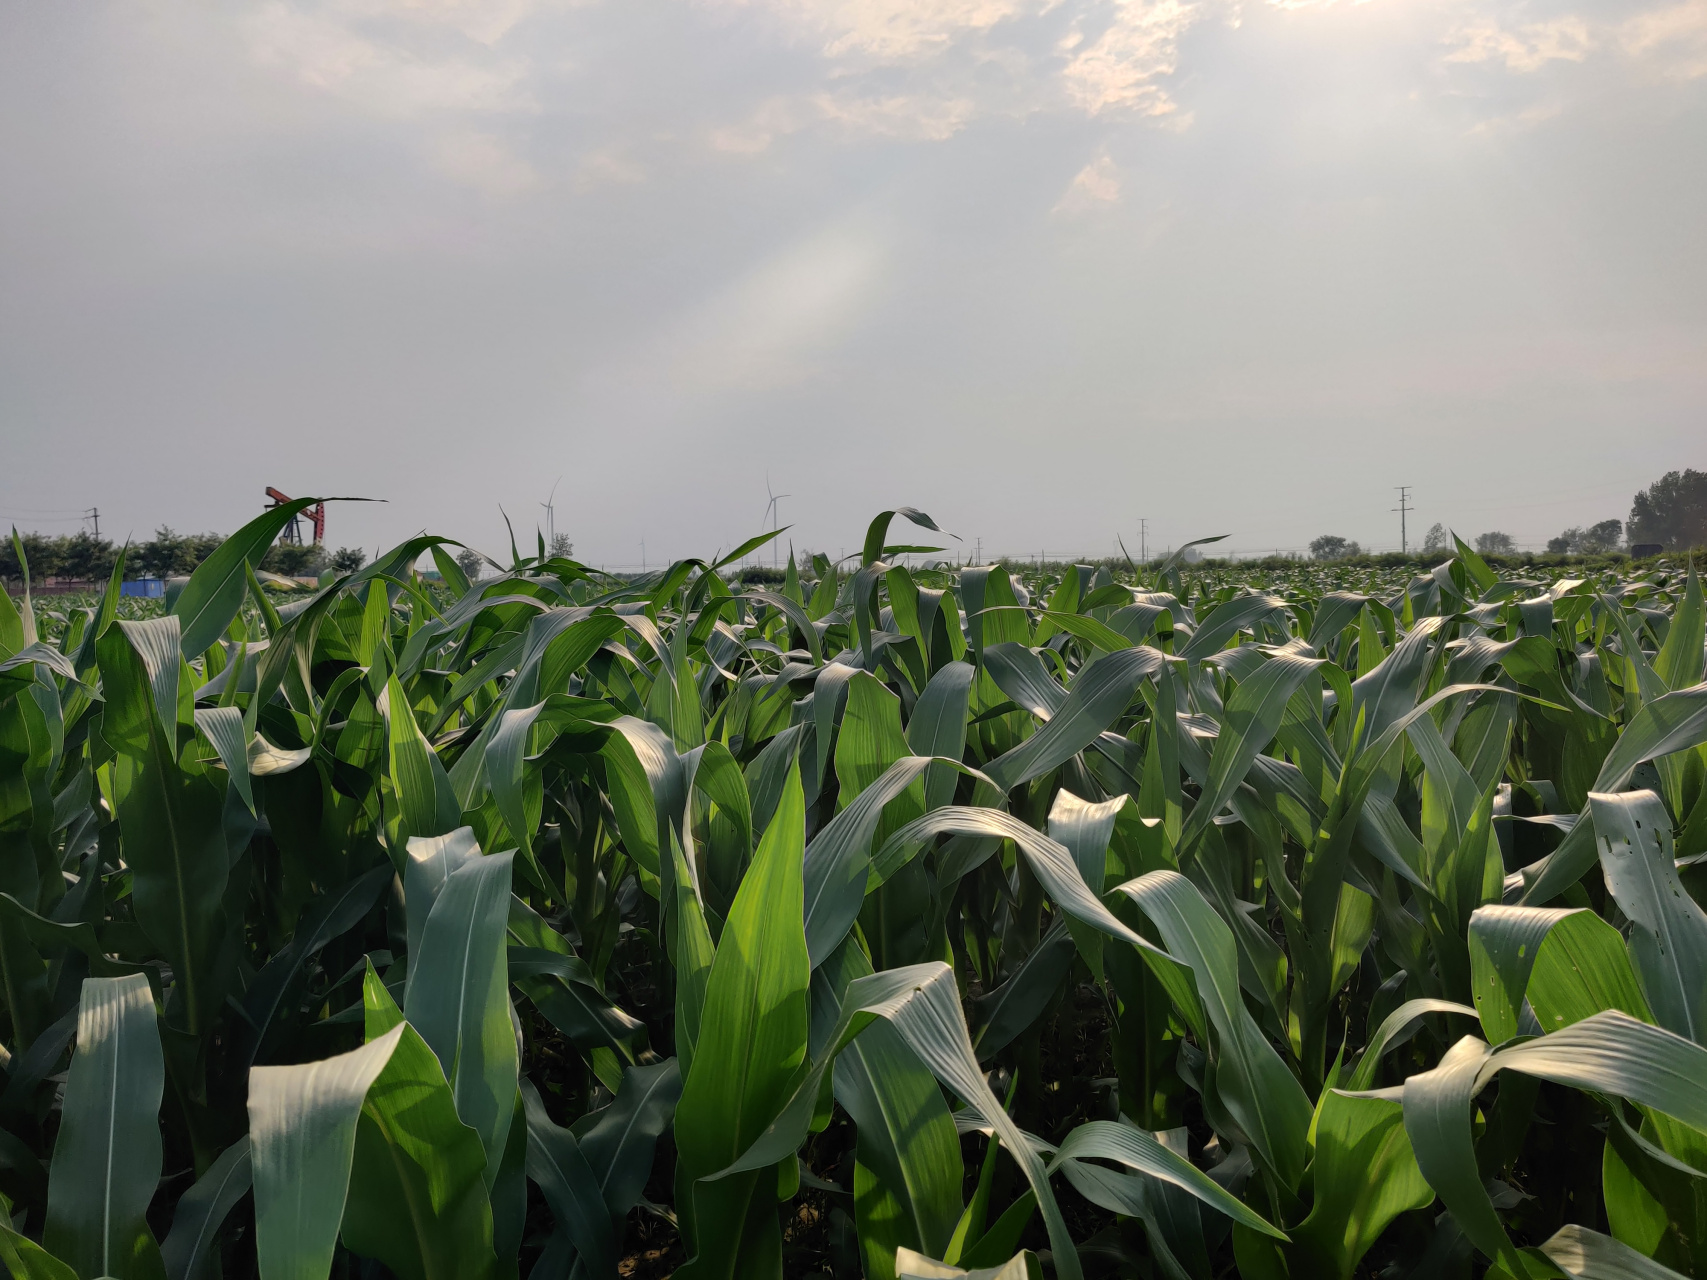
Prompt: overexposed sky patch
<box><xmin>1</xmin><ymin>0</ymin><xmax>1703</xmax><ymax>561</ymax></box>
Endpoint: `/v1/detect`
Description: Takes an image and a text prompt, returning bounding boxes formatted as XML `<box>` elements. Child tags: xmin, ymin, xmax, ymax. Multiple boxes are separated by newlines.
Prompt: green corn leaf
<box><xmin>673</xmin><ymin>763</ymin><xmax>812</xmax><ymax>1278</ymax></box>
<box><xmin>160</xmin><ymin>1137</ymin><xmax>252</xmax><ymax>1280</ymax></box>
<box><xmin>1398</xmin><ymin>1011</ymin><xmax>1707</xmax><ymax>1274</ymax></box>
<box><xmin>1178</xmin><ymin>651</ymin><xmax>1321</xmax><ymax>854</ymax></box>
<box><xmin>1287</xmin><ymin>1091</ymin><xmax>1433</xmax><ymax>1280</ymax></box>
<box><xmin>0</xmin><ymin>1217</ymin><xmax>77</xmax><ymax>1280</ymax></box>
<box><xmin>842</xmin><ymin>1018</ymin><xmax>966</xmax><ymax>1280</ymax></box>
<box><xmin>969</xmin><ymin>918</ymin><xmax>1075</xmax><ymax>1060</ymax></box>
<box><xmin>519</xmin><ymin>1080</ymin><xmax>618</xmax><ymax>1278</ymax></box>
<box><xmin>404</xmin><ymin>848</ymin><xmax>519</xmax><ymax>1178</ymax></box>
<box><xmin>172</xmin><ymin>498</ymin><xmax>333</xmax><ymax>658</ymax></box>
<box><xmin>1345</xmin><ymin>999</ymin><xmax>1483</xmax><ymax>1092</ymax></box>
<box><xmin>1469</xmin><ymin>905</ymin><xmax>1650</xmax><ymax>1045</ymax></box>
<box><xmin>908</xmin><ymin>662</ymin><xmax>976</xmax><ymax>812</ymax></box>
<box><xmin>1535</xmin><ymin>1223</ymin><xmax>1692</xmax><ymax>1279</ymax></box>
<box><xmin>341</xmin><ymin>1023</ymin><xmax>498</xmax><ymax>1280</ymax></box>
<box><xmin>1654</xmin><ymin>565</ymin><xmax>1705</xmax><ymax>693</ymax></box>
<box><xmin>44</xmin><ymin>974</ymin><xmax>166</xmax><ymax>1280</ymax></box>
<box><xmin>380</xmin><ymin>672</ymin><xmax>462</xmax><ymax>855</ymax></box>
<box><xmin>1590</xmin><ymin>789</ymin><xmax>1707</xmax><ymax>1042</ymax></box>
<box><xmin>507</xmin><ymin>946</ymin><xmax>647</xmax><ymax>1068</ymax></box>
<box><xmin>709</xmin><ymin>962</ymin><xmax>1086</xmax><ymax>1280</ymax></box>
<box><xmin>1114</xmin><ymin>870</ymin><xmax>1314</xmax><ymax>1190</ymax></box>
<box><xmin>575</xmin><ymin>1057</ymin><xmax>684</xmax><ymax>1220</ymax></box>
<box><xmin>249</xmin><ymin>1026</ymin><xmax>403</xmax><ymax>1280</ymax></box>
<box><xmin>1050</xmin><ymin>1120</ymin><xmax>1285</xmax><ymax>1238</ymax></box>
<box><xmin>982</xmin><ymin>646</ymin><xmax>1166</xmax><ymax>793</ymax></box>
<box><xmin>191</xmin><ymin>704</ymin><xmax>253</xmax><ymax>814</ymax></box>
<box><xmin>238</xmin><ymin>863</ymin><xmax>393</xmax><ymax>1069</ymax></box>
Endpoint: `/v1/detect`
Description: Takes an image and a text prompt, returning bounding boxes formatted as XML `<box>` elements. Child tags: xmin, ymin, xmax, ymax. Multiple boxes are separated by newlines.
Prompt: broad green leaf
<box><xmin>1590</xmin><ymin>790</ymin><xmax>1707</xmax><ymax>1042</ymax></box>
<box><xmin>173</xmin><ymin>498</ymin><xmax>329</xmax><ymax>657</ymax></box>
<box><xmin>404</xmin><ymin>848</ymin><xmax>518</xmax><ymax>1178</ymax></box>
<box><xmin>520</xmin><ymin>1081</ymin><xmax>617</xmax><ymax>1278</ymax></box>
<box><xmin>192</xmin><ymin>704</ymin><xmax>253</xmax><ymax>813</ymax></box>
<box><xmin>969</xmin><ymin>918</ymin><xmax>1075</xmax><ymax>1060</ymax></box>
<box><xmin>1399</xmin><ymin>1011</ymin><xmax>1707</xmax><ymax>1274</ymax></box>
<box><xmin>380</xmin><ymin>672</ymin><xmax>461</xmax><ymax>854</ymax></box>
<box><xmin>1288</xmin><ymin>1091</ymin><xmax>1432</xmax><ymax>1280</ymax></box>
<box><xmin>714</xmin><ymin>961</ymin><xmax>1087</xmax><ymax>1280</ymax></box>
<box><xmin>249</xmin><ymin>1026</ymin><xmax>402</xmax><ymax>1280</ymax></box>
<box><xmin>1115</xmin><ymin>870</ymin><xmax>1313</xmax><ymax>1190</ymax></box>
<box><xmin>1536</xmin><ymin>1222</ymin><xmax>1692</xmax><ymax>1279</ymax></box>
<box><xmin>98</xmin><ymin>620</ymin><xmax>229</xmax><ymax>1035</ymax></box>
<box><xmin>1345</xmin><ymin>998</ymin><xmax>1480</xmax><ymax>1092</ymax></box>
<box><xmin>0</xmin><ymin>1218</ymin><xmax>76</xmax><ymax>1280</ymax></box>
<box><xmin>160</xmin><ymin>1137</ymin><xmax>252</xmax><ymax>1280</ymax></box>
<box><xmin>1050</xmin><ymin>1119</ymin><xmax>1285</xmax><ymax>1237</ymax></box>
<box><xmin>341</xmin><ymin>1024</ymin><xmax>497</xmax><ymax>1280</ymax></box>
<box><xmin>44</xmin><ymin>974</ymin><xmax>166</xmax><ymax>1280</ymax></box>
<box><xmin>1179</xmin><ymin>651</ymin><xmax>1321</xmax><ymax>853</ymax></box>
<box><xmin>908</xmin><ymin>662</ymin><xmax>976</xmax><ymax>812</ymax></box>
<box><xmin>835</xmin><ymin>947</ymin><xmax>965</xmax><ymax>1280</ymax></box>
<box><xmin>983</xmin><ymin>646</ymin><xmax>1166</xmax><ymax>792</ymax></box>
<box><xmin>673</xmin><ymin>763</ymin><xmax>811</xmax><ymax>1278</ymax></box>
<box><xmin>576</xmin><ymin>1057</ymin><xmax>684</xmax><ymax>1219</ymax></box>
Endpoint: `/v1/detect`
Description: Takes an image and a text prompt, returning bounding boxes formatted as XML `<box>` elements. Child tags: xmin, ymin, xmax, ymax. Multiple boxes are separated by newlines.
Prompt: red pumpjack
<box><xmin>264</xmin><ymin>488</ymin><xmax>326</xmax><ymax>545</ymax></box>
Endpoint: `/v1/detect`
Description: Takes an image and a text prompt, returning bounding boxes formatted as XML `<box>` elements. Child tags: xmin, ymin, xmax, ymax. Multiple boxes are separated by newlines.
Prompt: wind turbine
<box><xmin>763</xmin><ymin>475</ymin><xmax>790</xmax><ymax>570</ymax></box>
<box><xmin>539</xmin><ymin>478</ymin><xmax>562</xmax><ymax>558</ymax></box>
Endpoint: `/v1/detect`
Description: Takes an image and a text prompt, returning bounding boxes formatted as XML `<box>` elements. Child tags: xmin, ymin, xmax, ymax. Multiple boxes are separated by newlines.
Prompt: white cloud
<box><xmin>812</xmin><ymin>91</ymin><xmax>981</xmax><ymax>139</ymax></box>
<box><xmin>242</xmin><ymin>0</ymin><xmax>534</xmax><ymax>117</ymax></box>
<box><xmin>722</xmin><ymin>0</ymin><xmax>1035</xmax><ymax>61</ymax></box>
<box><xmin>1445</xmin><ymin>16</ymin><xmax>1593</xmax><ymax>72</ymax></box>
<box><xmin>1054</xmin><ymin>152</ymin><xmax>1122</xmax><ymax>211</ymax></box>
<box><xmin>1060</xmin><ymin>0</ymin><xmax>1198</xmax><ymax>115</ymax></box>
<box><xmin>1620</xmin><ymin>0</ymin><xmax>1707</xmax><ymax>77</ymax></box>
<box><xmin>432</xmin><ymin>127</ymin><xmax>538</xmax><ymax>194</ymax></box>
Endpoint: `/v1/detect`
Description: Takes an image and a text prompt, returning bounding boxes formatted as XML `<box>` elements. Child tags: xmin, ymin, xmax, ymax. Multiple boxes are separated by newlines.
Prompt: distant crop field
<box><xmin>2</xmin><ymin>505</ymin><xmax>1704</xmax><ymax>1280</ymax></box>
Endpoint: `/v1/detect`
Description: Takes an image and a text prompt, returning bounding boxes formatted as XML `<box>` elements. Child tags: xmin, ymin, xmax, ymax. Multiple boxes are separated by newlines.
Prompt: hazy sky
<box><xmin>3</xmin><ymin>0</ymin><xmax>1704</xmax><ymax>566</ymax></box>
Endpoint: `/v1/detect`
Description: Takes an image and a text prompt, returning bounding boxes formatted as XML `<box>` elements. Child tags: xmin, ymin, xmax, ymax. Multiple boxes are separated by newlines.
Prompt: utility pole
<box><xmin>1140</xmin><ymin>518</ymin><xmax>1148</xmax><ymax>563</ymax></box>
<box><xmin>1393</xmin><ymin>487</ymin><xmax>1413</xmax><ymax>555</ymax></box>
<box><xmin>974</xmin><ymin>537</ymin><xmax>982</xmax><ymax>565</ymax></box>
<box><xmin>84</xmin><ymin>508</ymin><xmax>100</xmax><ymax>538</ymax></box>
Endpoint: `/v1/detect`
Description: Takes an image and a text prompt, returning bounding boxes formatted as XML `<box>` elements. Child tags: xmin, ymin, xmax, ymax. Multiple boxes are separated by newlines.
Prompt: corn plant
<box><xmin>1</xmin><ymin>498</ymin><xmax>1706</xmax><ymax>1280</ymax></box>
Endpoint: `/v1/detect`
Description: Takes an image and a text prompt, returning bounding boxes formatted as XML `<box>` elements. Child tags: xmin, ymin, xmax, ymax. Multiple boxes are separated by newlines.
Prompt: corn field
<box><xmin>2</xmin><ymin>497</ymin><xmax>1707</xmax><ymax>1280</ymax></box>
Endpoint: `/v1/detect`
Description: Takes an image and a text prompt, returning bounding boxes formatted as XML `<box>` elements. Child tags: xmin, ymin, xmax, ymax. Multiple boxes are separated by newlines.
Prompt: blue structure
<box><xmin>120</xmin><ymin>579</ymin><xmax>165</xmax><ymax>598</ymax></box>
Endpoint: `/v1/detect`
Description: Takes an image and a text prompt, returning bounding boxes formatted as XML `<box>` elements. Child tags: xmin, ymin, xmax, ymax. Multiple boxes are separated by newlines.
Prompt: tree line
<box><xmin>1310</xmin><ymin>466</ymin><xmax>1706</xmax><ymax>561</ymax></box>
<box><xmin>0</xmin><ymin>527</ymin><xmax>367</xmax><ymax>585</ymax></box>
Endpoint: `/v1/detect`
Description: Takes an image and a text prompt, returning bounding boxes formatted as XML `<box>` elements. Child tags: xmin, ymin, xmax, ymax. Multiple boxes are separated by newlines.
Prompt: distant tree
<box><xmin>1584</xmin><ymin>519</ymin><xmax>1624</xmax><ymax>551</ymax></box>
<box><xmin>261</xmin><ymin>543</ymin><xmax>325</xmax><ymax>577</ymax></box>
<box><xmin>1475</xmin><ymin>531</ymin><xmax>1516</xmax><ymax>555</ymax></box>
<box><xmin>0</xmin><ymin>533</ymin><xmax>64</xmax><ymax>583</ymax></box>
<box><xmin>1421</xmin><ymin>523</ymin><xmax>1449</xmax><ymax>554</ymax></box>
<box><xmin>1310</xmin><ymin>535</ymin><xmax>1363</xmax><ymax>560</ymax></box>
<box><xmin>59</xmin><ymin>532</ymin><xmax>116</xmax><ymax>582</ymax></box>
<box><xmin>549</xmin><ymin>533</ymin><xmax>573</xmax><ymax>560</ymax></box>
<box><xmin>133</xmin><ymin>527</ymin><xmax>222</xmax><ymax>578</ymax></box>
<box><xmin>1628</xmin><ymin>469</ymin><xmax>1707</xmax><ymax>551</ymax></box>
<box><xmin>455</xmin><ymin>548</ymin><xmax>484</xmax><ymax>581</ymax></box>
<box><xmin>331</xmin><ymin>547</ymin><xmax>367</xmax><ymax>573</ymax></box>
<box><xmin>1549</xmin><ymin>520</ymin><xmax>1623</xmax><ymax>555</ymax></box>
